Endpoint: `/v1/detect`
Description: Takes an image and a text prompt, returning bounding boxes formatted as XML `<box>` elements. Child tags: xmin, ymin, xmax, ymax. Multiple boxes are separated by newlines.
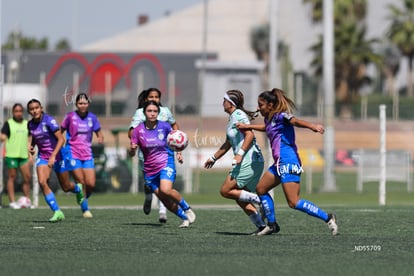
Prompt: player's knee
<box><xmin>255</xmin><ymin>186</ymin><xmax>266</xmax><ymax>196</ymax></box>
<box><xmin>219</xmin><ymin>187</ymin><xmax>231</xmax><ymax>198</ymax></box>
<box><xmin>86</xmin><ymin>182</ymin><xmax>96</xmax><ymax>190</ymax></box>
<box><xmin>287</xmin><ymin>199</ymin><xmax>298</xmax><ymax>209</ymax></box>
<box><xmin>61</xmin><ymin>185</ymin><xmax>71</xmax><ymax>193</ymax></box>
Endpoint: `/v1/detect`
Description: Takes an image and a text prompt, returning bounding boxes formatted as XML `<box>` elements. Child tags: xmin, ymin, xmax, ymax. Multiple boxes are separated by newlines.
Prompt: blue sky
<box><xmin>1</xmin><ymin>0</ymin><xmax>202</xmax><ymax>49</ymax></box>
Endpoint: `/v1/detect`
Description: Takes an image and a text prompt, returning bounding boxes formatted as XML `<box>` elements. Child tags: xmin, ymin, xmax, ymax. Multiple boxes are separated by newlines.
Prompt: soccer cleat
<box><xmin>143</xmin><ymin>186</ymin><xmax>152</xmax><ymax>215</ymax></box>
<box><xmin>49</xmin><ymin>210</ymin><xmax>65</xmax><ymax>222</ymax></box>
<box><xmin>178</xmin><ymin>220</ymin><xmax>190</xmax><ymax>228</ymax></box>
<box><xmin>250</xmin><ymin>225</ymin><xmax>266</xmax><ymax>236</ymax></box>
<box><xmin>83</xmin><ymin>210</ymin><xmax>93</xmax><ymax>218</ymax></box>
<box><xmin>159</xmin><ymin>213</ymin><xmax>167</xmax><ymax>223</ymax></box>
<box><xmin>327</xmin><ymin>213</ymin><xmax>338</xmax><ymax>236</ymax></box>
<box><xmin>9</xmin><ymin>202</ymin><xmax>21</xmax><ymax>209</ymax></box>
<box><xmin>256</xmin><ymin>222</ymin><xmax>281</xmax><ymax>236</ymax></box>
<box><xmin>76</xmin><ymin>184</ymin><xmax>84</xmax><ymax>205</ymax></box>
<box><xmin>185</xmin><ymin>209</ymin><xmax>196</xmax><ymax>224</ymax></box>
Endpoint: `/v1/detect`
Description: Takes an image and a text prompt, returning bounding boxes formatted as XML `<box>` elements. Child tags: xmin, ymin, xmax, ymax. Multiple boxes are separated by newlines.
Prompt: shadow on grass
<box><xmin>215</xmin><ymin>231</ymin><xmax>249</xmax><ymax>236</ymax></box>
<box><xmin>124</xmin><ymin>222</ymin><xmax>163</xmax><ymax>227</ymax></box>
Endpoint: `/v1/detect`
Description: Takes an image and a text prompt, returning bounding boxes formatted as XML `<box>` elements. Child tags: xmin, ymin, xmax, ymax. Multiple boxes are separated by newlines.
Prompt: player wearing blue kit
<box><xmin>128</xmin><ymin>88</ymin><xmax>181</xmax><ymax>223</ymax></box>
<box><xmin>27</xmin><ymin>99</ymin><xmax>83</xmax><ymax>222</ymax></box>
<box><xmin>204</xmin><ymin>90</ymin><xmax>266</xmax><ymax>234</ymax></box>
<box><xmin>129</xmin><ymin>100</ymin><xmax>195</xmax><ymax>228</ymax></box>
<box><xmin>237</xmin><ymin>88</ymin><xmax>338</xmax><ymax>236</ymax></box>
<box><xmin>61</xmin><ymin>93</ymin><xmax>104</xmax><ymax>218</ymax></box>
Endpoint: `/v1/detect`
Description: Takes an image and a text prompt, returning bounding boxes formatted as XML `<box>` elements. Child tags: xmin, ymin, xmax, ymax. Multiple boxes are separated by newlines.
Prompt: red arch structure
<box><xmin>45</xmin><ymin>52</ymin><xmax>167</xmax><ymax>95</ymax></box>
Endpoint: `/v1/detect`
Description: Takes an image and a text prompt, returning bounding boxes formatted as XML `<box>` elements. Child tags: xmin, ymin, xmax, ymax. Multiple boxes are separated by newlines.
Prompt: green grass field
<box><xmin>0</xmin><ymin>207</ymin><xmax>412</xmax><ymax>276</ymax></box>
<box><xmin>0</xmin><ymin>171</ymin><xmax>413</xmax><ymax>276</ymax></box>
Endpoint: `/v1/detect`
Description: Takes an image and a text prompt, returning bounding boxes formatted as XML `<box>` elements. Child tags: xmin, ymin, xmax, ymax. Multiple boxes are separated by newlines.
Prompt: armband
<box><xmin>237</xmin><ymin>148</ymin><xmax>246</xmax><ymax>156</ymax></box>
<box><xmin>209</xmin><ymin>155</ymin><xmax>217</xmax><ymax>162</ymax></box>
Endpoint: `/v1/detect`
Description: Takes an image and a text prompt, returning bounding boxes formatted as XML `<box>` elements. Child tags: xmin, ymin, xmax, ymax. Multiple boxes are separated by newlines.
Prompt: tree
<box><xmin>375</xmin><ymin>43</ymin><xmax>401</xmax><ymax>96</ymax></box>
<box><xmin>250</xmin><ymin>23</ymin><xmax>292</xmax><ymax>92</ymax></box>
<box><xmin>386</xmin><ymin>0</ymin><xmax>414</xmax><ymax>97</ymax></box>
<box><xmin>55</xmin><ymin>39</ymin><xmax>71</xmax><ymax>51</ymax></box>
<box><xmin>2</xmin><ymin>31</ymin><xmax>71</xmax><ymax>51</ymax></box>
<box><xmin>2</xmin><ymin>31</ymin><xmax>48</xmax><ymax>50</ymax></box>
<box><xmin>304</xmin><ymin>0</ymin><xmax>380</xmax><ymax>117</ymax></box>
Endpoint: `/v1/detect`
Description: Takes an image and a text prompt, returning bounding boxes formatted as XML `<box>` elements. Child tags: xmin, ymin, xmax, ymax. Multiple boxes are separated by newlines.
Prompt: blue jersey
<box><xmin>265</xmin><ymin>112</ymin><xmax>301</xmax><ymax>165</ymax></box>
<box><xmin>28</xmin><ymin>113</ymin><xmax>61</xmax><ymax>161</ymax></box>
<box><xmin>130</xmin><ymin>121</ymin><xmax>173</xmax><ymax>176</ymax></box>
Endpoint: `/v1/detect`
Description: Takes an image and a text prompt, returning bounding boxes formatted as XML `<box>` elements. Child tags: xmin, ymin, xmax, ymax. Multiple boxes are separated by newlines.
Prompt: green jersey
<box><xmin>4</xmin><ymin>118</ymin><xmax>29</xmax><ymax>158</ymax></box>
<box><xmin>226</xmin><ymin>109</ymin><xmax>263</xmax><ymax>163</ymax></box>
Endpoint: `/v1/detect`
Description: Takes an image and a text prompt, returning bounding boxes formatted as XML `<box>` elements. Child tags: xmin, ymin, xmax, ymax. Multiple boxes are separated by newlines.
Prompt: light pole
<box><xmin>269</xmin><ymin>0</ymin><xmax>278</xmax><ymax>89</ymax></box>
<box><xmin>0</xmin><ymin>0</ymin><xmax>4</xmax><ymax>206</ymax></box>
<box><xmin>322</xmin><ymin>0</ymin><xmax>337</xmax><ymax>191</ymax></box>
<box><xmin>194</xmin><ymin>0</ymin><xmax>208</xmax><ymax>193</ymax></box>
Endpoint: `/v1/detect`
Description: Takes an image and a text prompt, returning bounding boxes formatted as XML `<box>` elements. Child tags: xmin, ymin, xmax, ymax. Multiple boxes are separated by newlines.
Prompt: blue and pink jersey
<box><xmin>265</xmin><ymin>112</ymin><xmax>301</xmax><ymax>165</ymax></box>
<box><xmin>130</xmin><ymin>121</ymin><xmax>173</xmax><ymax>176</ymax></box>
<box><xmin>28</xmin><ymin>113</ymin><xmax>61</xmax><ymax>160</ymax></box>
<box><xmin>61</xmin><ymin>111</ymin><xmax>101</xmax><ymax>160</ymax></box>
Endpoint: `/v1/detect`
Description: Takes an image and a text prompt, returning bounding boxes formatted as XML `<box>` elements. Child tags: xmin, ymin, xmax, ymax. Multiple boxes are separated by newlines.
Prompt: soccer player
<box><xmin>237</xmin><ymin>88</ymin><xmax>338</xmax><ymax>236</ymax></box>
<box><xmin>128</xmin><ymin>88</ymin><xmax>181</xmax><ymax>223</ymax></box>
<box><xmin>61</xmin><ymin>93</ymin><xmax>104</xmax><ymax>218</ymax></box>
<box><xmin>27</xmin><ymin>99</ymin><xmax>83</xmax><ymax>222</ymax></box>
<box><xmin>204</xmin><ymin>90</ymin><xmax>266</xmax><ymax>234</ymax></box>
<box><xmin>0</xmin><ymin>103</ymin><xmax>32</xmax><ymax>209</ymax></box>
<box><xmin>129</xmin><ymin>100</ymin><xmax>195</xmax><ymax>228</ymax></box>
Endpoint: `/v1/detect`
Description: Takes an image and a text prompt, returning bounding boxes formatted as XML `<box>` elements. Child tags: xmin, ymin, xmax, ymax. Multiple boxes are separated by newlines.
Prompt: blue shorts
<box><xmin>268</xmin><ymin>160</ymin><xmax>303</xmax><ymax>183</ymax></box>
<box><xmin>36</xmin><ymin>158</ymin><xmax>68</xmax><ymax>173</ymax></box>
<box><xmin>66</xmin><ymin>158</ymin><xmax>95</xmax><ymax>171</ymax></box>
<box><xmin>144</xmin><ymin>165</ymin><xmax>176</xmax><ymax>193</ymax></box>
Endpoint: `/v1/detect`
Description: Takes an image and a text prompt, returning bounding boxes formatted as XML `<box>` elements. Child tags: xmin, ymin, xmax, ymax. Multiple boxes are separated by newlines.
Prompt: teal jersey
<box><xmin>226</xmin><ymin>109</ymin><xmax>263</xmax><ymax>163</ymax></box>
<box><xmin>129</xmin><ymin>106</ymin><xmax>175</xmax><ymax>129</ymax></box>
<box><xmin>129</xmin><ymin>106</ymin><xmax>176</xmax><ymax>163</ymax></box>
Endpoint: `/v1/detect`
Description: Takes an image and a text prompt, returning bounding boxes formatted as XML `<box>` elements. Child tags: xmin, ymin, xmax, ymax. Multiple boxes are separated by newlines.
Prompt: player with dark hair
<box><xmin>238</xmin><ymin>88</ymin><xmax>338</xmax><ymax>236</ymax></box>
<box><xmin>0</xmin><ymin>103</ymin><xmax>32</xmax><ymax>209</ymax></box>
<box><xmin>204</xmin><ymin>90</ymin><xmax>266</xmax><ymax>234</ymax></box>
<box><xmin>61</xmin><ymin>93</ymin><xmax>104</xmax><ymax>218</ymax></box>
<box><xmin>27</xmin><ymin>99</ymin><xmax>83</xmax><ymax>222</ymax></box>
<box><xmin>129</xmin><ymin>100</ymin><xmax>195</xmax><ymax>228</ymax></box>
<box><xmin>128</xmin><ymin>88</ymin><xmax>180</xmax><ymax>223</ymax></box>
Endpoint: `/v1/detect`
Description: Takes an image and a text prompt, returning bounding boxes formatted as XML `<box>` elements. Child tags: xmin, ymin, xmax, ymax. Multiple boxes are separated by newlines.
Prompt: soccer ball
<box><xmin>167</xmin><ymin>130</ymin><xmax>189</xmax><ymax>151</ymax></box>
<box><xmin>17</xmin><ymin>196</ymin><xmax>32</xmax><ymax>209</ymax></box>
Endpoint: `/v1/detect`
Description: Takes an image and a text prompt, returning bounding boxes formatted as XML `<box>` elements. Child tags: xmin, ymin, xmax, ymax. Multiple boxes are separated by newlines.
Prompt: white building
<box><xmin>81</xmin><ymin>0</ymin><xmax>399</xmax><ymax>75</ymax></box>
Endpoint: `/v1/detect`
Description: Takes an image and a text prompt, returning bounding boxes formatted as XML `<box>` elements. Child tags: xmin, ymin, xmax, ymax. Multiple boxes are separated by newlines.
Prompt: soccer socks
<box><xmin>81</xmin><ymin>193</ymin><xmax>91</xmax><ymax>212</ymax></box>
<box><xmin>44</xmin><ymin>192</ymin><xmax>60</xmax><ymax>212</ymax></box>
<box><xmin>159</xmin><ymin>199</ymin><xmax>167</xmax><ymax>214</ymax></box>
<box><xmin>80</xmin><ymin>199</ymin><xmax>89</xmax><ymax>212</ymax></box>
<box><xmin>239</xmin><ymin>190</ymin><xmax>261</xmax><ymax>204</ymax></box>
<box><xmin>259</xmin><ymin>193</ymin><xmax>276</xmax><ymax>224</ymax></box>
<box><xmin>295</xmin><ymin>199</ymin><xmax>329</xmax><ymax>222</ymax></box>
<box><xmin>73</xmin><ymin>183</ymin><xmax>81</xmax><ymax>193</ymax></box>
<box><xmin>249</xmin><ymin>212</ymin><xmax>266</xmax><ymax>228</ymax></box>
<box><xmin>175</xmin><ymin>207</ymin><xmax>188</xmax><ymax>220</ymax></box>
<box><xmin>178</xmin><ymin>198</ymin><xmax>190</xmax><ymax>211</ymax></box>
